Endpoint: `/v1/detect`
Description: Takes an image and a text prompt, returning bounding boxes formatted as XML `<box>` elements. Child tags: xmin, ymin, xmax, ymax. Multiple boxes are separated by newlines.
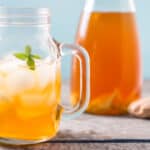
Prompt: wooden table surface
<box><xmin>0</xmin><ymin>81</ymin><xmax>150</xmax><ymax>150</ymax></box>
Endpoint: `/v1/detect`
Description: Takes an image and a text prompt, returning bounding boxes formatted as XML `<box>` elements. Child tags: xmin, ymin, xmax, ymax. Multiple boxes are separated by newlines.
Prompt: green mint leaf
<box><xmin>13</xmin><ymin>45</ymin><xmax>42</xmax><ymax>70</ymax></box>
<box><xmin>27</xmin><ymin>57</ymin><xmax>35</xmax><ymax>70</ymax></box>
<box><xmin>31</xmin><ymin>54</ymin><xmax>41</xmax><ymax>59</ymax></box>
<box><xmin>25</xmin><ymin>45</ymin><xmax>32</xmax><ymax>56</ymax></box>
<box><xmin>14</xmin><ymin>53</ymin><xmax>27</xmax><ymax>60</ymax></box>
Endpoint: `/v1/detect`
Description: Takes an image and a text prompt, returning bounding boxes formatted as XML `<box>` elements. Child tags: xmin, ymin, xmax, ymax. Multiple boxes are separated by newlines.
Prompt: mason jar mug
<box><xmin>0</xmin><ymin>8</ymin><xmax>90</xmax><ymax>145</ymax></box>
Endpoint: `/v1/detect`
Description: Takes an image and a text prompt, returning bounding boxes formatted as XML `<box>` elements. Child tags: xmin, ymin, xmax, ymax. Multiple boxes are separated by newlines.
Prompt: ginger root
<box><xmin>128</xmin><ymin>98</ymin><xmax>150</xmax><ymax>118</ymax></box>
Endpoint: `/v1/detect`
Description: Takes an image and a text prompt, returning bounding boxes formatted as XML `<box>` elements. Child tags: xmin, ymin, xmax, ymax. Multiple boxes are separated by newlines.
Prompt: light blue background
<box><xmin>0</xmin><ymin>0</ymin><xmax>150</xmax><ymax>78</ymax></box>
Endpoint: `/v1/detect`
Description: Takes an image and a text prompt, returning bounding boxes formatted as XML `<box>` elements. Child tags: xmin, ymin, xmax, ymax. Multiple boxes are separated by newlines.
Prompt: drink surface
<box><xmin>0</xmin><ymin>56</ymin><xmax>61</xmax><ymax>140</ymax></box>
<box><xmin>72</xmin><ymin>12</ymin><xmax>141</xmax><ymax>115</ymax></box>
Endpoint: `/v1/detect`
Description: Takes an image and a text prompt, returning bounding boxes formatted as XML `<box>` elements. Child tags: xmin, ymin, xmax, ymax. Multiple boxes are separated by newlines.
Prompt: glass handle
<box><xmin>60</xmin><ymin>43</ymin><xmax>90</xmax><ymax>120</ymax></box>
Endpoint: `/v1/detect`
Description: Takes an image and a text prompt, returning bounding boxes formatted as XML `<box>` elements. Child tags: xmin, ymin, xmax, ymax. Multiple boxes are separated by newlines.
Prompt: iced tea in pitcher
<box><xmin>72</xmin><ymin>0</ymin><xmax>141</xmax><ymax>115</ymax></box>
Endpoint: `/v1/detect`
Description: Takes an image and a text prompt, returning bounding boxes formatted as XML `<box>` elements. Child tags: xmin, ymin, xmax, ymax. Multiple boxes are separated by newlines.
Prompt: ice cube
<box><xmin>0</xmin><ymin>55</ymin><xmax>26</xmax><ymax>74</ymax></box>
<box><xmin>0</xmin><ymin>62</ymin><xmax>17</xmax><ymax>74</ymax></box>
<box><xmin>6</xmin><ymin>68</ymin><xmax>35</xmax><ymax>95</ymax></box>
<box><xmin>0</xmin><ymin>91</ymin><xmax>11</xmax><ymax>113</ymax></box>
<box><xmin>0</xmin><ymin>74</ymin><xmax>5</xmax><ymax>88</ymax></box>
<box><xmin>36</xmin><ymin>62</ymin><xmax>56</xmax><ymax>89</ymax></box>
<box><xmin>3</xmin><ymin>54</ymin><xmax>18</xmax><ymax>61</ymax></box>
<box><xmin>16</xmin><ymin>92</ymin><xmax>52</xmax><ymax>119</ymax></box>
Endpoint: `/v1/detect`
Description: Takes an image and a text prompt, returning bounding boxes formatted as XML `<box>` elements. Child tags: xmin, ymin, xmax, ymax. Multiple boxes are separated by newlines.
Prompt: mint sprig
<box><xmin>14</xmin><ymin>45</ymin><xmax>41</xmax><ymax>70</ymax></box>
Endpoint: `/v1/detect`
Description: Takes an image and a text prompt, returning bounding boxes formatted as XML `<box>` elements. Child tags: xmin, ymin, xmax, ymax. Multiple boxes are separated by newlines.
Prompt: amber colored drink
<box><xmin>0</xmin><ymin>57</ymin><xmax>62</xmax><ymax>140</ymax></box>
<box><xmin>72</xmin><ymin>12</ymin><xmax>141</xmax><ymax>115</ymax></box>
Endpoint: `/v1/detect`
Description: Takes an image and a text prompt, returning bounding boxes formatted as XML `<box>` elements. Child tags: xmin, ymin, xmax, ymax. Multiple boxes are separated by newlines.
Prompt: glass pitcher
<box><xmin>0</xmin><ymin>8</ymin><xmax>90</xmax><ymax>145</ymax></box>
<box><xmin>72</xmin><ymin>0</ymin><xmax>141</xmax><ymax>115</ymax></box>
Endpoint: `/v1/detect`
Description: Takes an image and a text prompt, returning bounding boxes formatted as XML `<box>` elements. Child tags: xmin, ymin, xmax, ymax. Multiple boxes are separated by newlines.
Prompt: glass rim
<box><xmin>0</xmin><ymin>7</ymin><xmax>51</xmax><ymax>26</ymax></box>
<box><xmin>0</xmin><ymin>7</ymin><xmax>50</xmax><ymax>17</ymax></box>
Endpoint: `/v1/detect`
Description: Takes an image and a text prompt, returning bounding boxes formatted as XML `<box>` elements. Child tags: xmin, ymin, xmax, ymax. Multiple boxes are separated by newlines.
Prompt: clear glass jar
<box><xmin>72</xmin><ymin>0</ymin><xmax>142</xmax><ymax>115</ymax></box>
<box><xmin>0</xmin><ymin>8</ymin><xmax>90</xmax><ymax>145</ymax></box>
